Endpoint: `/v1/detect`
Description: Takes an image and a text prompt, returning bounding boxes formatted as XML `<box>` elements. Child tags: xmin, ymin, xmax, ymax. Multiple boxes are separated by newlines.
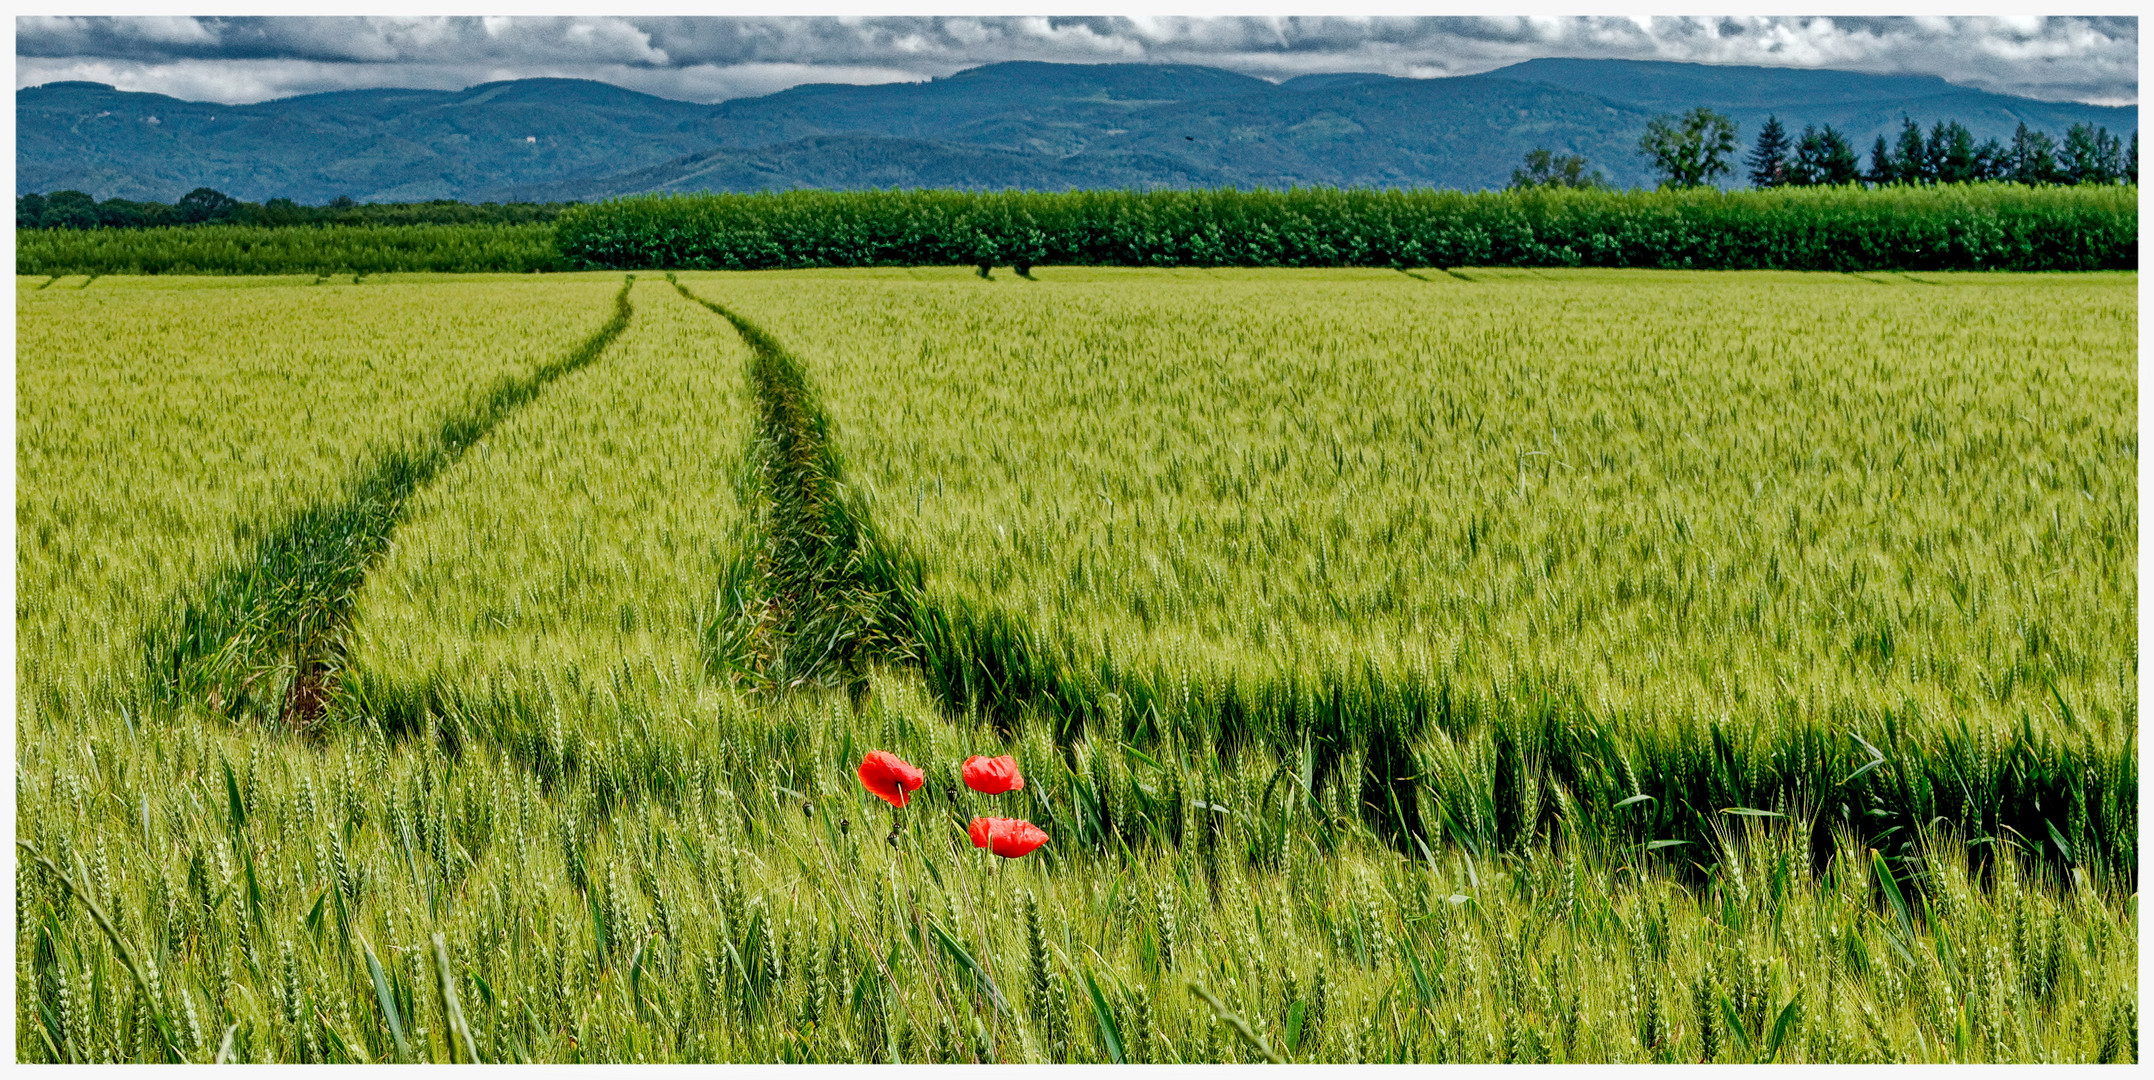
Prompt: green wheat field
<box><xmin>15</xmin><ymin>266</ymin><xmax>2137</xmax><ymax>1063</ymax></box>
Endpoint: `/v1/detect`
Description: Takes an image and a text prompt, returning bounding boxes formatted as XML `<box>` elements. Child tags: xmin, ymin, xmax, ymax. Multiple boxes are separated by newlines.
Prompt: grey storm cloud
<box><xmin>15</xmin><ymin>15</ymin><xmax>2141</xmax><ymax>107</ymax></box>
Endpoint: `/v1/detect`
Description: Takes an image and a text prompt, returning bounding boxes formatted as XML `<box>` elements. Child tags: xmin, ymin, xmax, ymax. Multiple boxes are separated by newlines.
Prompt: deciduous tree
<box><xmin>1638</xmin><ymin>108</ymin><xmax>1738</xmax><ymax>189</ymax></box>
<box><xmin>1510</xmin><ymin>148</ymin><xmax>1609</xmax><ymax>190</ymax></box>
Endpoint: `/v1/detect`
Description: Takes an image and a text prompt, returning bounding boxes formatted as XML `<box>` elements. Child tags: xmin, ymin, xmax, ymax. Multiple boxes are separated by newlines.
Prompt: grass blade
<box><xmin>359</xmin><ymin>935</ymin><xmax>410</xmax><ymax>1061</ymax></box>
<box><xmin>1188</xmin><ymin>980</ymin><xmax>1283</xmax><ymax>1063</ymax></box>
<box><xmin>432</xmin><ymin>932</ymin><xmax>481</xmax><ymax>1063</ymax></box>
<box><xmin>1871</xmin><ymin>849</ymin><xmax>1916</xmax><ymax>943</ymax></box>
<box><xmin>927</xmin><ymin>917</ymin><xmax>1011</xmax><ymax>1016</ymax></box>
<box><xmin>1719</xmin><ymin>993</ymin><xmax>1752</xmax><ymax>1052</ymax></box>
<box><xmin>1082</xmin><ymin>967</ymin><xmax>1129</xmax><ymax>1063</ymax></box>
<box><xmin>1765</xmin><ymin>993</ymin><xmax>1803</xmax><ymax>1062</ymax></box>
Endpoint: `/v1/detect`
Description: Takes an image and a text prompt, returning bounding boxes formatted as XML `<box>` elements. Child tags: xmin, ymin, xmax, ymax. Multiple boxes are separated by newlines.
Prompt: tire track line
<box><xmin>149</xmin><ymin>275</ymin><xmax>636</xmax><ymax>728</ymax></box>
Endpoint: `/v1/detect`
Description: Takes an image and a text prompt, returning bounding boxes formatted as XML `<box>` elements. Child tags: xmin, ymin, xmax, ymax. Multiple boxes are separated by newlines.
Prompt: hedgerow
<box><xmin>558</xmin><ymin>184</ymin><xmax>2136</xmax><ymax>272</ymax></box>
<box><xmin>17</xmin><ymin>186</ymin><xmax>2132</xmax><ymax>275</ymax></box>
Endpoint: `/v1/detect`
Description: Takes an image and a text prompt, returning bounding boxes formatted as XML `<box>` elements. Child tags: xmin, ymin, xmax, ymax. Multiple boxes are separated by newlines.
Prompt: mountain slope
<box><xmin>1071</xmin><ymin>75</ymin><xmax>1656</xmax><ymax>188</ymax></box>
<box><xmin>697</xmin><ymin>62</ymin><xmax>1276</xmax><ymax>154</ymax></box>
<box><xmin>501</xmin><ymin>72</ymin><xmax>1654</xmax><ymax>197</ymax></box>
<box><xmin>16</xmin><ymin>78</ymin><xmax>726</xmax><ymax>202</ymax></box>
<box><xmin>487</xmin><ymin>134</ymin><xmax>1229</xmax><ymax>201</ymax></box>
<box><xmin>17</xmin><ymin>60</ymin><xmax>2139</xmax><ymax>202</ymax></box>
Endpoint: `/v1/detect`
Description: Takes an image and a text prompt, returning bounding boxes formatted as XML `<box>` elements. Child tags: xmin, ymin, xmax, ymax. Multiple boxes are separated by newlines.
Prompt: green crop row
<box><xmin>561</xmin><ymin>185</ymin><xmax>2137</xmax><ymax>272</ymax></box>
<box><xmin>16</xmin><ymin>223</ymin><xmax>561</xmax><ymax>276</ymax></box>
<box><xmin>17</xmin><ymin>185</ymin><xmax>2137</xmax><ymax>276</ymax></box>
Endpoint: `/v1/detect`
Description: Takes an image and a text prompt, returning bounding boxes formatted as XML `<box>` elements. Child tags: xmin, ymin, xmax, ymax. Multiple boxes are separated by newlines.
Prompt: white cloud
<box><xmin>14</xmin><ymin>15</ymin><xmax>2138</xmax><ymax>106</ymax></box>
<box><xmin>12</xmin><ymin>55</ymin><xmax>929</xmax><ymax>106</ymax></box>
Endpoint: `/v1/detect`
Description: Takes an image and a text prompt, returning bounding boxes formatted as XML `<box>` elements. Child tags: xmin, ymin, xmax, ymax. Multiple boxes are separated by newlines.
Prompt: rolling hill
<box><xmin>17</xmin><ymin>59</ymin><xmax>2137</xmax><ymax>202</ymax></box>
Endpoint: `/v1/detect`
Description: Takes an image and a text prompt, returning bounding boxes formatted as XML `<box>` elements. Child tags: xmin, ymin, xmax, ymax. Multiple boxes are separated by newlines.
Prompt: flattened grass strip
<box><xmin>673</xmin><ymin>277</ymin><xmax>915</xmax><ymax>695</ymax></box>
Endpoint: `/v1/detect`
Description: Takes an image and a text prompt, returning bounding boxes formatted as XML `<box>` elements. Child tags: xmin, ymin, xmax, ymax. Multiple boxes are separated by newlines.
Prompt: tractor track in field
<box><xmin>1394</xmin><ymin>267</ymin><xmax>1476</xmax><ymax>283</ymax></box>
<box><xmin>148</xmin><ymin>274</ymin><xmax>636</xmax><ymax>731</ymax></box>
<box><xmin>671</xmin><ymin>276</ymin><xmax>917</xmax><ymax>699</ymax></box>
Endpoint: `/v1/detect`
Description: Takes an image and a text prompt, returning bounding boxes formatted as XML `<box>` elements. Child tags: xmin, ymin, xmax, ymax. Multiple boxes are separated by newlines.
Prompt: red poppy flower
<box><xmin>961</xmin><ymin>755</ymin><xmax>1025</xmax><ymax>794</ymax></box>
<box><xmin>858</xmin><ymin>751</ymin><xmax>925</xmax><ymax>808</ymax></box>
<box><xmin>967</xmin><ymin>816</ymin><xmax>1050</xmax><ymax>859</ymax></box>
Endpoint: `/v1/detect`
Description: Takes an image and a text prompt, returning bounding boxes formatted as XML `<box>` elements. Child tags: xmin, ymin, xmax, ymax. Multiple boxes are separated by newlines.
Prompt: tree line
<box><xmin>16</xmin><ymin>189</ymin><xmax>576</xmax><ymax>230</ymax></box>
<box><xmin>1512</xmin><ymin>110</ymin><xmax>2137</xmax><ymax>191</ymax></box>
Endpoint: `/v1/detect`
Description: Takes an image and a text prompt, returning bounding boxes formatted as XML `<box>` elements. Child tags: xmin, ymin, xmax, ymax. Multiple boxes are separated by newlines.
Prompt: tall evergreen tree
<box><xmin>1972</xmin><ymin>138</ymin><xmax>2008</xmax><ymax>181</ymax></box>
<box><xmin>1786</xmin><ymin>125</ymin><xmax>1861</xmax><ymax>186</ymax></box>
<box><xmin>2128</xmin><ymin>132</ymin><xmax>2139</xmax><ymax>185</ymax></box>
<box><xmin>1747</xmin><ymin>115</ymin><xmax>1792</xmax><ymax>188</ymax></box>
<box><xmin>1866</xmin><ymin>135</ymin><xmax>1896</xmax><ymax>186</ymax></box>
<box><xmin>2102</xmin><ymin>127</ymin><xmax>2127</xmax><ymax>182</ymax></box>
<box><xmin>1929</xmin><ymin>121</ymin><xmax>1978</xmax><ymax>183</ymax></box>
<box><xmin>1814</xmin><ymin>125</ymin><xmax>1861</xmax><ymax>185</ymax></box>
<box><xmin>2061</xmin><ymin>123</ymin><xmax>2125</xmax><ymax>185</ymax></box>
<box><xmin>1786</xmin><ymin>125</ymin><xmax>1823</xmax><ymax>185</ymax></box>
<box><xmin>1893</xmin><ymin>118</ymin><xmax>1931</xmax><ymax>184</ymax></box>
<box><xmin>2006</xmin><ymin>122</ymin><xmax>2061</xmax><ymax>185</ymax></box>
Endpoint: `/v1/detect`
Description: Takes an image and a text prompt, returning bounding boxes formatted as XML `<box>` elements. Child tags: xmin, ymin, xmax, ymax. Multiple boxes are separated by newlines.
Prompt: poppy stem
<box><xmin>980</xmin><ymin>848</ymin><xmax>1001</xmax><ymax>1061</ymax></box>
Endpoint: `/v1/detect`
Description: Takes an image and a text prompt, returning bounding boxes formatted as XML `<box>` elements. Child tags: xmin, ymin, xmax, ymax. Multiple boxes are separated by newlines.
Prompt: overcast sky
<box><xmin>15</xmin><ymin>15</ymin><xmax>2141</xmax><ymax>108</ymax></box>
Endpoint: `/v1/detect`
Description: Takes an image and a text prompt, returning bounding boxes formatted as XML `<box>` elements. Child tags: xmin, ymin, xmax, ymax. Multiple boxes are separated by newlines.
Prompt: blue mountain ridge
<box><xmin>15</xmin><ymin>59</ymin><xmax>2136</xmax><ymax>202</ymax></box>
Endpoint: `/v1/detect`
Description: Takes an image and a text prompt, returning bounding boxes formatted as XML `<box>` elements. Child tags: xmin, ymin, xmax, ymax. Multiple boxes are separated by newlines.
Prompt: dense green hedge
<box><xmin>17</xmin><ymin>223</ymin><xmax>560</xmax><ymax>275</ymax></box>
<box><xmin>15</xmin><ymin>186</ymin><xmax>2136</xmax><ymax>275</ymax></box>
<box><xmin>557</xmin><ymin>184</ymin><xmax>2137</xmax><ymax>272</ymax></box>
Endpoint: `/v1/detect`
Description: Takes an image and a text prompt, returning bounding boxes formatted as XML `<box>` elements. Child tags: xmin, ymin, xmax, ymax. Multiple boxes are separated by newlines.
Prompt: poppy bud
<box><xmin>962</xmin><ymin>755</ymin><xmax>1025</xmax><ymax>794</ymax></box>
<box><xmin>858</xmin><ymin>751</ymin><xmax>925</xmax><ymax>808</ymax></box>
<box><xmin>967</xmin><ymin>816</ymin><xmax>1050</xmax><ymax>859</ymax></box>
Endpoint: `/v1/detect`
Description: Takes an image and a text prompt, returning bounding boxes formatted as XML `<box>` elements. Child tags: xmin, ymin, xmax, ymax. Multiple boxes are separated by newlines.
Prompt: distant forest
<box><xmin>1764</xmin><ymin>117</ymin><xmax>2133</xmax><ymax>189</ymax></box>
<box><xmin>16</xmin><ymin>192</ymin><xmax>575</xmax><ymax>230</ymax></box>
<box><xmin>1514</xmin><ymin>115</ymin><xmax>2134</xmax><ymax>191</ymax></box>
